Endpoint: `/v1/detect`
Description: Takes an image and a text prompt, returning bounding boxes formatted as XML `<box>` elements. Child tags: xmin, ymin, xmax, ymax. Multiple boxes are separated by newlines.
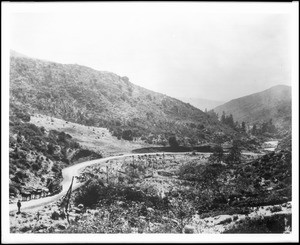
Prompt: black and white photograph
<box><xmin>1</xmin><ymin>2</ymin><xmax>299</xmax><ymax>243</ymax></box>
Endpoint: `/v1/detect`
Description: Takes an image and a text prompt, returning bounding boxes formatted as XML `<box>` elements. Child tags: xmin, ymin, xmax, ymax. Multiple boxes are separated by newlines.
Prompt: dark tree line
<box><xmin>209</xmin><ymin>139</ymin><xmax>242</xmax><ymax>165</ymax></box>
<box><xmin>220</xmin><ymin>111</ymin><xmax>246</xmax><ymax>132</ymax></box>
<box><xmin>251</xmin><ymin>119</ymin><xmax>277</xmax><ymax>135</ymax></box>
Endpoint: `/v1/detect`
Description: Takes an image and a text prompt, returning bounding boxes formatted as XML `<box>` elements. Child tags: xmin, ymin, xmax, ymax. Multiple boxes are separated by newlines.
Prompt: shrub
<box><xmin>74</xmin><ymin>180</ymin><xmax>105</xmax><ymax>207</ymax></box>
<box><xmin>223</xmin><ymin>214</ymin><xmax>291</xmax><ymax>233</ymax></box>
<box><xmin>122</xmin><ymin>130</ymin><xmax>133</xmax><ymax>141</ymax></box>
<box><xmin>169</xmin><ymin>136</ymin><xmax>179</xmax><ymax>148</ymax></box>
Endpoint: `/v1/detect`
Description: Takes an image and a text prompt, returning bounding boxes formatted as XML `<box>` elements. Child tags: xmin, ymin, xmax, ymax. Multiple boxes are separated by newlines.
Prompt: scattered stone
<box><xmin>56</xmin><ymin>224</ymin><xmax>67</xmax><ymax>230</ymax></box>
<box><xmin>19</xmin><ymin>225</ymin><xmax>31</xmax><ymax>233</ymax></box>
<box><xmin>215</xmin><ymin>215</ymin><xmax>232</xmax><ymax>225</ymax></box>
<box><xmin>270</xmin><ymin>205</ymin><xmax>282</xmax><ymax>213</ymax></box>
<box><xmin>51</xmin><ymin>211</ymin><xmax>60</xmax><ymax>220</ymax></box>
<box><xmin>183</xmin><ymin>225</ymin><xmax>195</xmax><ymax>234</ymax></box>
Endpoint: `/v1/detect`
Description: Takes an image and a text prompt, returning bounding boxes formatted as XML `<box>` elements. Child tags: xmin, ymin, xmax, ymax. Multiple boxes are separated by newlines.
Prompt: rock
<box><xmin>81</xmin><ymin>213</ymin><xmax>89</xmax><ymax>221</ymax></box>
<box><xmin>47</xmin><ymin>227</ymin><xmax>55</xmax><ymax>233</ymax></box>
<box><xmin>270</xmin><ymin>205</ymin><xmax>282</xmax><ymax>213</ymax></box>
<box><xmin>19</xmin><ymin>225</ymin><xmax>32</xmax><ymax>232</ymax></box>
<box><xmin>215</xmin><ymin>215</ymin><xmax>232</xmax><ymax>225</ymax></box>
<box><xmin>147</xmin><ymin>207</ymin><xmax>154</xmax><ymax>212</ymax></box>
<box><xmin>56</xmin><ymin>224</ymin><xmax>67</xmax><ymax>230</ymax></box>
<box><xmin>51</xmin><ymin>211</ymin><xmax>60</xmax><ymax>220</ymax></box>
<box><xmin>170</xmin><ymin>219</ymin><xmax>180</xmax><ymax>226</ymax></box>
<box><xmin>183</xmin><ymin>225</ymin><xmax>195</xmax><ymax>234</ymax></box>
<box><xmin>38</xmin><ymin>224</ymin><xmax>48</xmax><ymax>229</ymax></box>
<box><xmin>73</xmin><ymin>207</ymin><xmax>83</xmax><ymax>214</ymax></box>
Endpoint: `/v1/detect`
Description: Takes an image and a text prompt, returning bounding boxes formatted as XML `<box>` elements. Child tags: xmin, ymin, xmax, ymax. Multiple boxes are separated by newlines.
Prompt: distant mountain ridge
<box><xmin>9</xmin><ymin>51</ymin><xmax>235</xmax><ymax>144</ymax></box>
<box><xmin>177</xmin><ymin>97</ymin><xmax>225</xmax><ymax>111</ymax></box>
<box><xmin>213</xmin><ymin>85</ymin><xmax>291</xmax><ymax>129</ymax></box>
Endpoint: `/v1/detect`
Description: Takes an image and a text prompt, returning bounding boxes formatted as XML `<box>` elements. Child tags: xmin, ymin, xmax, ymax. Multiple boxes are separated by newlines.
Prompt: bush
<box><xmin>74</xmin><ymin>180</ymin><xmax>105</xmax><ymax>207</ymax></box>
<box><xmin>122</xmin><ymin>130</ymin><xmax>133</xmax><ymax>141</ymax></box>
<box><xmin>223</xmin><ymin>214</ymin><xmax>291</xmax><ymax>233</ymax></box>
<box><xmin>169</xmin><ymin>136</ymin><xmax>179</xmax><ymax>148</ymax></box>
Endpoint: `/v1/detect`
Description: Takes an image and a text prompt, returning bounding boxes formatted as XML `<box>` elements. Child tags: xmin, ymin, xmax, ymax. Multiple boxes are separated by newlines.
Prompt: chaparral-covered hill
<box><xmin>213</xmin><ymin>85</ymin><xmax>291</xmax><ymax>132</ymax></box>
<box><xmin>10</xmin><ymin>51</ymin><xmax>236</xmax><ymax>145</ymax></box>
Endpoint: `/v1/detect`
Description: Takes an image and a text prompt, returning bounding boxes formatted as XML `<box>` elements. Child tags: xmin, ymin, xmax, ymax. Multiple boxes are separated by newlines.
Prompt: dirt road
<box><xmin>9</xmin><ymin>152</ymin><xmax>207</xmax><ymax>212</ymax></box>
<box><xmin>9</xmin><ymin>151</ymin><xmax>264</xmax><ymax>212</ymax></box>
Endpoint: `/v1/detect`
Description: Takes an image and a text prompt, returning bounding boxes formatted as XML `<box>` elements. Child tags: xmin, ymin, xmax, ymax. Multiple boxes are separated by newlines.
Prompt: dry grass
<box><xmin>30</xmin><ymin>114</ymin><xmax>154</xmax><ymax>157</ymax></box>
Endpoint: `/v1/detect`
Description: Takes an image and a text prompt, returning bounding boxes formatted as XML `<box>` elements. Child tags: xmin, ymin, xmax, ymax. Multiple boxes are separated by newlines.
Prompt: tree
<box><xmin>122</xmin><ymin>130</ymin><xmax>133</xmax><ymax>141</ymax></box>
<box><xmin>227</xmin><ymin>114</ymin><xmax>235</xmax><ymax>128</ymax></box>
<box><xmin>221</xmin><ymin>111</ymin><xmax>226</xmax><ymax>124</ymax></box>
<box><xmin>225</xmin><ymin>139</ymin><xmax>242</xmax><ymax>165</ymax></box>
<box><xmin>209</xmin><ymin>145</ymin><xmax>224</xmax><ymax>164</ymax></box>
<box><xmin>169</xmin><ymin>136</ymin><xmax>179</xmax><ymax>148</ymax></box>
<box><xmin>241</xmin><ymin>122</ymin><xmax>246</xmax><ymax>132</ymax></box>
<box><xmin>252</xmin><ymin>124</ymin><xmax>257</xmax><ymax>135</ymax></box>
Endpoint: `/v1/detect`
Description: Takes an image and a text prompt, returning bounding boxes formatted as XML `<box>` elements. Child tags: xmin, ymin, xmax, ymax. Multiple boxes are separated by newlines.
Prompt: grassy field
<box><xmin>30</xmin><ymin>114</ymin><xmax>155</xmax><ymax>157</ymax></box>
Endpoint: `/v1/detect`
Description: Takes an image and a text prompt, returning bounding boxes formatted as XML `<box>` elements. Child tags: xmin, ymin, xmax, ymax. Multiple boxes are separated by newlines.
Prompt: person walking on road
<box><xmin>17</xmin><ymin>200</ymin><xmax>21</xmax><ymax>213</ymax></box>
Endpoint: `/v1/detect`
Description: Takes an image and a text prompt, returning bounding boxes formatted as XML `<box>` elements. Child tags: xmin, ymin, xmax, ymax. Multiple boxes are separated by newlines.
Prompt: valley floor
<box><xmin>9</xmin><ymin>150</ymin><xmax>292</xmax><ymax>234</ymax></box>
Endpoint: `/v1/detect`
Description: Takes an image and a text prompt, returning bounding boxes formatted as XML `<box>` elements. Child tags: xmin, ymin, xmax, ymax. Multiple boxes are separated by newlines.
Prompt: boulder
<box><xmin>19</xmin><ymin>225</ymin><xmax>32</xmax><ymax>233</ymax></box>
<box><xmin>270</xmin><ymin>205</ymin><xmax>282</xmax><ymax>213</ymax></box>
<box><xmin>51</xmin><ymin>211</ymin><xmax>60</xmax><ymax>220</ymax></box>
<box><xmin>183</xmin><ymin>225</ymin><xmax>195</xmax><ymax>234</ymax></box>
<box><xmin>215</xmin><ymin>215</ymin><xmax>232</xmax><ymax>225</ymax></box>
<box><xmin>56</xmin><ymin>224</ymin><xmax>67</xmax><ymax>230</ymax></box>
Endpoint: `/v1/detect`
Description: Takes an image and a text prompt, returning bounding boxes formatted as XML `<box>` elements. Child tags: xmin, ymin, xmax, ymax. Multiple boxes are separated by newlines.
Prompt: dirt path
<box><xmin>9</xmin><ymin>150</ymin><xmax>265</xmax><ymax>213</ymax></box>
<box><xmin>9</xmin><ymin>152</ymin><xmax>213</xmax><ymax>212</ymax></box>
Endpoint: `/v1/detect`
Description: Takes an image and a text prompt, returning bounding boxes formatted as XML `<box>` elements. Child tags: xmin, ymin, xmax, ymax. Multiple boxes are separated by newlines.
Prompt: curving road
<box><xmin>9</xmin><ymin>151</ymin><xmax>264</xmax><ymax>212</ymax></box>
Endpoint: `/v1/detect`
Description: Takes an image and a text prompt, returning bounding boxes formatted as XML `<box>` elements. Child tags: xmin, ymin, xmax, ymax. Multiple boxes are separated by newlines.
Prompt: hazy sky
<box><xmin>8</xmin><ymin>3</ymin><xmax>292</xmax><ymax>101</ymax></box>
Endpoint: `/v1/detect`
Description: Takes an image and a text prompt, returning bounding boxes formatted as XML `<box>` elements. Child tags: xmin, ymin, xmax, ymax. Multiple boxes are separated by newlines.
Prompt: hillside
<box><xmin>10</xmin><ymin>51</ymin><xmax>235</xmax><ymax>145</ymax></box>
<box><xmin>213</xmin><ymin>85</ymin><xmax>291</xmax><ymax>130</ymax></box>
<box><xmin>29</xmin><ymin>114</ymin><xmax>154</xmax><ymax>157</ymax></box>
<box><xmin>9</xmin><ymin>104</ymin><xmax>102</xmax><ymax>199</ymax></box>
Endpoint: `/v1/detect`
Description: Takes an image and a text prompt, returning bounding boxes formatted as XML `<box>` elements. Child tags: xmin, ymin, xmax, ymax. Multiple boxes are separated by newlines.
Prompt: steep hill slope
<box><xmin>9</xmin><ymin>104</ymin><xmax>102</xmax><ymax>199</ymax></box>
<box><xmin>213</xmin><ymin>85</ymin><xmax>291</xmax><ymax>129</ymax></box>
<box><xmin>10</xmin><ymin>52</ymin><xmax>235</xmax><ymax>144</ymax></box>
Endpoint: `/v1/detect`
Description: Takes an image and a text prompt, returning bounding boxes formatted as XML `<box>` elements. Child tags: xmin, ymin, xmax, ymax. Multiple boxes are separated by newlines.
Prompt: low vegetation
<box><xmin>223</xmin><ymin>213</ymin><xmax>291</xmax><ymax>233</ymax></box>
<box><xmin>10</xmin><ymin>55</ymin><xmax>238</xmax><ymax>146</ymax></box>
<box><xmin>9</xmin><ymin>103</ymin><xmax>102</xmax><ymax>198</ymax></box>
<box><xmin>57</xmin><ymin>148</ymin><xmax>291</xmax><ymax>233</ymax></box>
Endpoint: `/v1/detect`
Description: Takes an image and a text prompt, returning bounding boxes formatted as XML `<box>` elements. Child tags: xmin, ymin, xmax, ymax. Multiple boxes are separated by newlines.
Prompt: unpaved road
<box><xmin>9</xmin><ymin>152</ymin><xmax>207</xmax><ymax>212</ymax></box>
<box><xmin>9</xmin><ymin>151</ymin><xmax>264</xmax><ymax>212</ymax></box>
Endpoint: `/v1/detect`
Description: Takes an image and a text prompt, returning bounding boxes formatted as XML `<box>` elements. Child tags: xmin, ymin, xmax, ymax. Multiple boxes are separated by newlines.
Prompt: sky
<box><xmin>8</xmin><ymin>2</ymin><xmax>293</xmax><ymax>102</ymax></box>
